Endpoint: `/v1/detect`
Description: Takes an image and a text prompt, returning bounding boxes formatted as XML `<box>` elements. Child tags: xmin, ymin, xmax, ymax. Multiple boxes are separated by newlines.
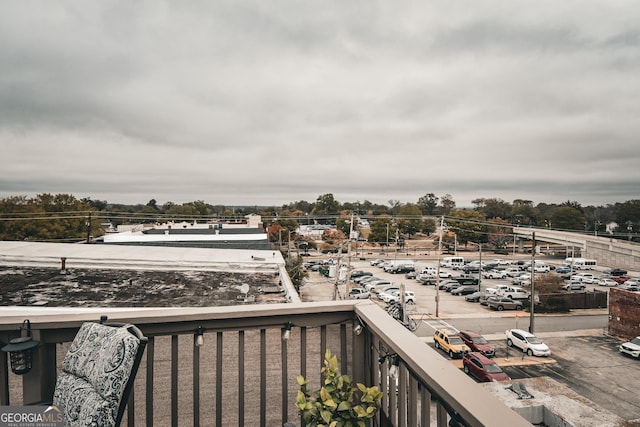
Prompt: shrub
<box><xmin>295</xmin><ymin>349</ymin><xmax>382</xmax><ymax>427</ymax></box>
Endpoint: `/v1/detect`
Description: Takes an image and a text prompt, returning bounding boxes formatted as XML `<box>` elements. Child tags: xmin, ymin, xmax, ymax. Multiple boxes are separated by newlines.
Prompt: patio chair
<box><xmin>52</xmin><ymin>321</ymin><xmax>148</xmax><ymax>426</ymax></box>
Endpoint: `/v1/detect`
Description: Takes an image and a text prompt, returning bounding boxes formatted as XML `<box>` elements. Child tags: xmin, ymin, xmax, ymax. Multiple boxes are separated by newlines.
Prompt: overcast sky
<box><xmin>1</xmin><ymin>1</ymin><xmax>639</xmax><ymax>208</ymax></box>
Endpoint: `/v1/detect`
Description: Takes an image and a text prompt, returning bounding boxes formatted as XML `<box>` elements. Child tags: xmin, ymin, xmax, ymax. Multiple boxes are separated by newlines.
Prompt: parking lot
<box><xmin>299</xmin><ymin>255</ymin><xmax>640</xmax><ymax>424</ymax></box>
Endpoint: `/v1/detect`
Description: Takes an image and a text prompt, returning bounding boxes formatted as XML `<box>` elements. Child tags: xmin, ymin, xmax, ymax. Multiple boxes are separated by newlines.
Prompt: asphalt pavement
<box><xmin>298</xmin><ymin>256</ymin><xmax>640</xmax><ymax>424</ymax></box>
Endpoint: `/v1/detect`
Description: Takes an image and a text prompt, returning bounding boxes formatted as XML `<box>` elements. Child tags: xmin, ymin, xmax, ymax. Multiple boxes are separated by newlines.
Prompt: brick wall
<box><xmin>609</xmin><ymin>288</ymin><xmax>640</xmax><ymax>339</ymax></box>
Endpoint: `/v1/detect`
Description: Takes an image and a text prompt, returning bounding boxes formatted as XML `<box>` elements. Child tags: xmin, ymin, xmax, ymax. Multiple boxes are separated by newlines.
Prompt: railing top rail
<box><xmin>0</xmin><ymin>301</ymin><xmax>361</xmax><ymax>332</ymax></box>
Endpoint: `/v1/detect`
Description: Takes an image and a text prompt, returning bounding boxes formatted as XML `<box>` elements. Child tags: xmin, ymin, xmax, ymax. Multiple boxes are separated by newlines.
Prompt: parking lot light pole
<box><xmin>529</xmin><ymin>232</ymin><xmax>536</xmax><ymax>334</ymax></box>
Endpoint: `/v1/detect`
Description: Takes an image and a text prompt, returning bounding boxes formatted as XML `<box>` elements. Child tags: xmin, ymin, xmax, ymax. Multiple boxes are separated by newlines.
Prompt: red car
<box><xmin>462</xmin><ymin>352</ymin><xmax>510</xmax><ymax>382</ymax></box>
<box><xmin>611</xmin><ymin>276</ymin><xmax>630</xmax><ymax>284</ymax></box>
<box><xmin>458</xmin><ymin>330</ymin><xmax>495</xmax><ymax>358</ymax></box>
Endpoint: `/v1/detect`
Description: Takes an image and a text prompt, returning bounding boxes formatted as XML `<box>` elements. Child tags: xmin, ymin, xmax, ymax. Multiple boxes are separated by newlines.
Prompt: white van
<box><xmin>565</xmin><ymin>257</ymin><xmax>597</xmax><ymax>270</ymax></box>
<box><xmin>440</xmin><ymin>256</ymin><xmax>465</xmax><ymax>269</ymax></box>
<box><xmin>573</xmin><ymin>259</ymin><xmax>597</xmax><ymax>270</ymax></box>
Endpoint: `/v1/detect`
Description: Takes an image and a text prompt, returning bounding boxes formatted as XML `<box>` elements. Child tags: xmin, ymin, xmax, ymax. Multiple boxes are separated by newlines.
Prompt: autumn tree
<box><xmin>421</xmin><ymin>218</ymin><xmax>437</xmax><ymax>235</ymax></box>
<box><xmin>397</xmin><ymin>203</ymin><xmax>423</xmax><ymax>237</ymax></box>
<box><xmin>436</xmin><ymin>194</ymin><xmax>456</xmax><ymax>215</ymax></box>
<box><xmin>417</xmin><ymin>193</ymin><xmax>438</xmax><ymax>215</ymax></box>
<box><xmin>511</xmin><ymin>199</ymin><xmax>537</xmax><ymax>225</ymax></box>
<box><xmin>312</xmin><ymin>193</ymin><xmax>341</xmax><ymax>219</ymax></box>
<box><xmin>614</xmin><ymin>200</ymin><xmax>640</xmax><ymax>229</ymax></box>
<box><xmin>487</xmin><ymin>218</ymin><xmax>513</xmax><ymax>249</ymax></box>
<box><xmin>322</xmin><ymin>228</ymin><xmax>346</xmax><ymax>244</ymax></box>
<box><xmin>368</xmin><ymin>216</ymin><xmax>394</xmax><ymax>246</ymax></box>
<box><xmin>550</xmin><ymin>207</ymin><xmax>587</xmax><ymax>231</ymax></box>
<box><xmin>474</xmin><ymin>198</ymin><xmax>512</xmax><ymax>219</ymax></box>
<box><xmin>446</xmin><ymin>209</ymin><xmax>487</xmax><ymax>245</ymax></box>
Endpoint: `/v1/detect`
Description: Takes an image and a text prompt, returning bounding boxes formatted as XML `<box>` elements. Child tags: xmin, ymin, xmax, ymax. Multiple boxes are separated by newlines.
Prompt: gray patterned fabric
<box><xmin>52</xmin><ymin>322</ymin><xmax>143</xmax><ymax>427</ymax></box>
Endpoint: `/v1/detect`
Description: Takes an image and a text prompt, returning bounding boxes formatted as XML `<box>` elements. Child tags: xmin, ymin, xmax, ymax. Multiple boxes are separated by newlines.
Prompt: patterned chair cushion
<box><xmin>53</xmin><ymin>322</ymin><xmax>143</xmax><ymax>426</ymax></box>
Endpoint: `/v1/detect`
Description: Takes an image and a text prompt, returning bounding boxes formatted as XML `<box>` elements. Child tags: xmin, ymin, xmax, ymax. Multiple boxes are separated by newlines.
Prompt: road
<box><xmin>414</xmin><ymin>313</ymin><xmax>609</xmax><ymax>338</ymax></box>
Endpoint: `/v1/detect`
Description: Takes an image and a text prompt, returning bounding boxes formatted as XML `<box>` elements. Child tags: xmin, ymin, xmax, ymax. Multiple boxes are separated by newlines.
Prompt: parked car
<box><xmin>387</xmin><ymin>290</ymin><xmax>416</xmax><ymax>304</ymax></box>
<box><xmin>354</xmin><ymin>275</ymin><xmax>379</xmax><ymax>285</ymax></box>
<box><xmin>369</xmin><ymin>259</ymin><xmax>385</xmax><ymax>266</ymax></box>
<box><xmin>458</xmin><ymin>331</ymin><xmax>495</xmax><ymax>357</ymax></box>
<box><xmin>349</xmin><ymin>270</ymin><xmax>372</xmax><ymax>279</ymax></box>
<box><xmin>420</xmin><ymin>266</ymin><xmax>438</xmax><ymax>274</ymax></box>
<box><xmin>433</xmin><ymin>329</ymin><xmax>470</xmax><ymax>359</ymax></box>
<box><xmin>498</xmin><ymin>286</ymin><xmax>530</xmax><ymax>300</ymax></box>
<box><xmin>451</xmin><ymin>285</ymin><xmax>479</xmax><ymax>296</ymax></box>
<box><xmin>503</xmin><ymin>268</ymin><xmax>523</xmax><ymax>277</ymax></box>
<box><xmin>562</xmin><ymin>281</ymin><xmax>586</xmax><ymax>291</ymax></box>
<box><xmin>389</xmin><ymin>264</ymin><xmax>415</xmax><ymax>274</ymax></box>
<box><xmin>464</xmin><ymin>291</ymin><xmax>484</xmax><ymax>303</ymax></box>
<box><xmin>437</xmin><ymin>279</ymin><xmax>459</xmax><ymax>290</ymax></box>
<box><xmin>618</xmin><ymin>283</ymin><xmax>640</xmax><ymax>292</ymax></box>
<box><xmin>454</xmin><ymin>275</ymin><xmax>479</xmax><ymax>286</ymax></box>
<box><xmin>462</xmin><ymin>352</ymin><xmax>510</xmax><ymax>382</ymax></box>
<box><xmin>528</xmin><ymin>264</ymin><xmax>551</xmax><ymax>273</ymax></box>
<box><xmin>479</xmin><ymin>293</ymin><xmax>492</xmax><ymax>306</ymax></box>
<box><xmin>416</xmin><ymin>273</ymin><xmax>437</xmax><ymax>285</ymax></box>
<box><xmin>485</xmin><ymin>284</ymin><xmax>509</xmax><ymax>295</ymax></box>
<box><xmin>619</xmin><ymin>336</ymin><xmax>640</xmax><ymax>359</ymax></box>
<box><xmin>482</xmin><ymin>270</ymin><xmax>506</xmax><ymax>279</ymax></box>
<box><xmin>555</xmin><ymin>266</ymin><xmax>574</xmax><ymax>274</ymax></box>
<box><xmin>348</xmin><ymin>288</ymin><xmax>370</xmax><ymax>299</ymax></box>
<box><xmin>487</xmin><ymin>297</ymin><xmax>523</xmax><ymax>311</ymax></box>
<box><xmin>506</xmin><ymin>329</ymin><xmax>551</xmax><ymax>357</ymax></box>
<box><xmin>461</xmin><ymin>265</ymin><xmax>481</xmax><ymax>274</ymax></box>
<box><xmin>439</xmin><ymin>270</ymin><xmax>454</xmax><ymax>278</ymax></box>
<box><xmin>404</xmin><ymin>271</ymin><xmax>417</xmax><ymax>279</ymax></box>
<box><xmin>443</xmin><ymin>282</ymin><xmax>463</xmax><ymax>292</ymax></box>
<box><xmin>606</xmin><ymin>268</ymin><xmax>628</xmax><ymax>277</ymax></box>
<box><xmin>571</xmin><ymin>273</ymin><xmax>596</xmax><ymax>284</ymax></box>
<box><xmin>611</xmin><ymin>275</ymin><xmax>630</xmax><ymax>284</ymax></box>
<box><xmin>364</xmin><ymin>280</ymin><xmax>392</xmax><ymax>292</ymax></box>
<box><xmin>597</xmin><ymin>278</ymin><xmax>618</xmax><ymax>287</ymax></box>
<box><xmin>377</xmin><ymin>286</ymin><xmax>400</xmax><ymax>301</ymax></box>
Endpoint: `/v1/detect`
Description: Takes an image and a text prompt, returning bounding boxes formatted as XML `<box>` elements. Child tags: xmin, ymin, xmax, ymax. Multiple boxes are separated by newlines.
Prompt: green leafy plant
<box><xmin>295</xmin><ymin>349</ymin><xmax>383</xmax><ymax>427</ymax></box>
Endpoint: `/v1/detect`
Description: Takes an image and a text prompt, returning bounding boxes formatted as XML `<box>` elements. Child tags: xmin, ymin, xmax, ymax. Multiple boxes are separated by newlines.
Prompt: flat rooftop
<box><xmin>0</xmin><ymin>242</ymin><xmax>293</xmax><ymax>308</ymax></box>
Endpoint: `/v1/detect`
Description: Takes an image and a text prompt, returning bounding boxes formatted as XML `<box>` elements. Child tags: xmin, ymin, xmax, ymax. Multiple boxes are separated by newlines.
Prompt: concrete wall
<box><xmin>584</xmin><ymin>238</ymin><xmax>640</xmax><ymax>271</ymax></box>
<box><xmin>609</xmin><ymin>288</ymin><xmax>640</xmax><ymax>339</ymax></box>
<box><xmin>514</xmin><ymin>228</ymin><xmax>640</xmax><ymax>271</ymax></box>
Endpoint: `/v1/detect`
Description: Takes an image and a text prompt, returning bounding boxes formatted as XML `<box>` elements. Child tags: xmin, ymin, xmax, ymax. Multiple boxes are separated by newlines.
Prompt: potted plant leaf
<box><xmin>295</xmin><ymin>349</ymin><xmax>383</xmax><ymax>427</ymax></box>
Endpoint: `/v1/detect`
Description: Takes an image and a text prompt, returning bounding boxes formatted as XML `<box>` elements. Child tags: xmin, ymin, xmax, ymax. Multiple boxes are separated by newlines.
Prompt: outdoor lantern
<box><xmin>1</xmin><ymin>319</ymin><xmax>39</xmax><ymax>375</ymax></box>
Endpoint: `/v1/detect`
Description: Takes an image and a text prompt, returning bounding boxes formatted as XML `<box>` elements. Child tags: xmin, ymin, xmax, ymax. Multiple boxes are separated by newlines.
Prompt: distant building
<box><xmin>102</xmin><ymin>214</ymin><xmax>271</xmax><ymax>250</ymax></box>
<box><xmin>296</xmin><ymin>224</ymin><xmax>333</xmax><ymax>239</ymax></box>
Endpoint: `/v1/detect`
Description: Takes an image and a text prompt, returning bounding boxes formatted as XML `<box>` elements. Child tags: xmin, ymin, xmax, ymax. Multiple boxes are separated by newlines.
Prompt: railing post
<box><xmin>22</xmin><ymin>335</ymin><xmax>56</xmax><ymax>404</ymax></box>
<box><xmin>1</xmin><ymin>352</ymin><xmax>9</xmax><ymax>405</ymax></box>
<box><xmin>351</xmin><ymin>322</ymin><xmax>366</xmax><ymax>386</ymax></box>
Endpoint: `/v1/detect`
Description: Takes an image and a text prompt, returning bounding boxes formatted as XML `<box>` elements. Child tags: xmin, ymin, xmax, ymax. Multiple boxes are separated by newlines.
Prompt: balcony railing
<box><xmin>1</xmin><ymin>301</ymin><xmax>530</xmax><ymax>426</ymax></box>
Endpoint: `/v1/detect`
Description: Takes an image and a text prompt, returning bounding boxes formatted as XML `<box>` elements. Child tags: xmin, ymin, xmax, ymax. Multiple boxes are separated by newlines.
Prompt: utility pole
<box><xmin>478</xmin><ymin>242</ymin><xmax>482</xmax><ymax>292</ymax></box>
<box><xmin>529</xmin><ymin>232</ymin><xmax>536</xmax><ymax>334</ymax></box>
<box><xmin>346</xmin><ymin>212</ymin><xmax>354</xmax><ymax>297</ymax></box>
<box><xmin>435</xmin><ymin>216</ymin><xmax>444</xmax><ymax>318</ymax></box>
<box><xmin>386</xmin><ymin>223</ymin><xmax>389</xmax><ymax>252</ymax></box>
<box><xmin>393</xmin><ymin>227</ymin><xmax>399</xmax><ymax>265</ymax></box>
<box><xmin>86</xmin><ymin>211</ymin><xmax>92</xmax><ymax>243</ymax></box>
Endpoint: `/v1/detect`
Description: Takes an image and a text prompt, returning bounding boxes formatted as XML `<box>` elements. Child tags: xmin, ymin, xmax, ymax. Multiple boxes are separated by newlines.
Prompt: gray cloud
<box><xmin>1</xmin><ymin>1</ymin><xmax>639</xmax><ymax>207</ymax></box>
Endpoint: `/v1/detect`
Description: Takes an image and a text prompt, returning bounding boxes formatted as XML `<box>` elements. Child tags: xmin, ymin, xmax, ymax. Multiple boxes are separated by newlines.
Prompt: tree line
<box><xmin>0</xmin><ymin>193</ymin><xmax>638</xmax><ymax>245</ymax></box>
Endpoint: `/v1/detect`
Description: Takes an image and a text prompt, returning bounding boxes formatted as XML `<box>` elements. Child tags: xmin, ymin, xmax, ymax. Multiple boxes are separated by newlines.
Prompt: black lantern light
<box><xmin>1</xmin><ymin>319</ymin><xmax>39</xmax><ymax>375</ymax></box>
